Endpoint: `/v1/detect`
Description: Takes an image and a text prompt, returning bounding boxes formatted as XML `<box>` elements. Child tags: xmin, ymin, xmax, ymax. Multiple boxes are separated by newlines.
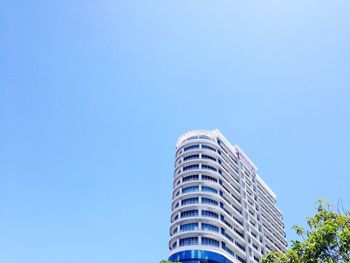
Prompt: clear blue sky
<box><xmin>1</xmin><ymin>1</ymin><xmax>349</xmax><ymax>262</ymax></box>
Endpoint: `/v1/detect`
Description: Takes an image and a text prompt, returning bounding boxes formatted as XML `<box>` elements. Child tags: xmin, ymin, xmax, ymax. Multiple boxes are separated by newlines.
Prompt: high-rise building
<box><xmin>168</xmin><ymin>130</ymin><xmax>287</xmax><ymax>263</ymax></box>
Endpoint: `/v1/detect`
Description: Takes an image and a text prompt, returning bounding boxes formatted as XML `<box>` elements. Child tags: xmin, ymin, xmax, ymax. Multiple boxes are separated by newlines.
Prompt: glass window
<box><xmin>201</xmin><ymin>223</ymin><xmax>219</xmax><ymax>232</ymax></box>
<box><xmin>182</xmin><ymin>197</ymin><xmax>199</xmax><ymax>205</ymax></box>
<box><xmin>202</xmin><ymin>197</ymin><xmax>218</xmax><ymax>206</ymax></box>
<box><xmin>181</xmin><ymin>210</ymin><xmax>199</xmax><ymax>218</ymax></box>
<box><xmin>202</xmin><ymin>154</ymin><xmax>216</xmax><ymax>161</ymax></box>
<box><xmin>235</xmin><ymin>241</ymin><xmax>246</xmax><ymax>252</ymax></box>
<box><xmin>202</xmin><ymin>186</ymin><xmax>218</xmax><ymax>194</ymax></box>
<box><xmin>201</xmin><ymin>164</ymin><xmax>217</xmax><ymax>172</ymax></box>
<box><xmin>182</xmin><ymin>185</ymin><xmax>199</xmax><ymax>193</ymax></box>
<box><xmin>180</xmin><ymin>223</ymin><xmax>198</xmax><ymax>232</ymax></box>
<box><xmin>202</xmin><ymin>175</ymin><xmax>217</xmax><ymax>182</ymax></box>
<box><xmin>223</xmin><ymin>245</ymin><xmax>235</xmax><ymax>257</ymax></box>
<box><xmin>202</xmin><ymin>210</ymin><xmax>218</xmax><ymax>218</ymax></box>
<box><xmin>202</xmin><ymin>237</ymin><xmax>220</xmax><ymax>247</ymax></box>
<box><xmin>183</xmin><ymin>164</ymin><xmax>200</xmax><ymax>171</ymax></box>
<box><xmin>183</xmin><ymin>174</ymin><xmax>199</xmax><ymax>182</ymax></box>
<box><xmin>184</xmin><ymin>154</ymin><xmax>199</xmax><ymax>161</ymax></box>
<box><xmin>172</xmin><ymin>227</ymin><xmax>178</xmax><ymax>234</ymax></box>
<box><xmin>201</xmin><ymin>145</ymin><xmax>216</xmax><ymax>152</ymax></box>
<box><xmin>179</xmin><ymin>237</ymin><xmax>198</xmax><ymax>246</ymax></box>
<box><xmin>184</xmin><ymin>145</ymin><xmax>200</xmax><ymax>152</ymax></box>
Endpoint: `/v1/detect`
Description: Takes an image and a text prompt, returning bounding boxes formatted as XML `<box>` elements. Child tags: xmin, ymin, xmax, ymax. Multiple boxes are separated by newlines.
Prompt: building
<box><xmin>168</xmin><ymin>129</ymin><xmax>287</xmax><ymax>263</ymax></box>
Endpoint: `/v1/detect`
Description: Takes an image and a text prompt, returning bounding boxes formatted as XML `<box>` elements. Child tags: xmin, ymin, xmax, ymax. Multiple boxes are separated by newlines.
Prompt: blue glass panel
<box><xmin>169</xmin><ymin>250</ymin><xmax>234</xmax><ymax>263</ymax></box>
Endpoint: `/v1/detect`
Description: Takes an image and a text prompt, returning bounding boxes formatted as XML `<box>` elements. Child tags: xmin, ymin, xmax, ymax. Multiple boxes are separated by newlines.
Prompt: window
<box><xmin>234</xmin><ymin>228</ymin><xmax>244</xmax><ymax>238</ymax></box>
<box><xmin>235</xmin><ymin>241</ymin><xmax>245</xmax><ymax>251</ymax></box>
<box><xmin>202</xmin><ymin>210</ymin><xmax>218</xmax><ymax>218</ymax></box>
<box><xmin>234</xmin><ymin>216</ymin><xmax>243</xmax><ymax>226</ymax></box>
<box><xmin>202</xmin><ymin>175</ymin><xmax>217</xmax><ymax>182</ymax></box>
<box><xmin>223</xmin><ymin>232</ymin><xmax>234</xmax><ymax>242</ymax></box>
<box><xmin>181</xmin><ymin>210</ymin><xmax>198</xmax><ymax>218</ymax></box>
<box><xmin>202</xmin><ymin>197</ymin><xmax>218</xmax><ymax>206</ymax></box>
<box><xmin>202</xmin><ymin>164</ymin><xmax>217</xmax><ymax>172</ymax></box>
<box><xmin>176</xmin><ymin>148</ymin><xmax>183</xmax><ymax>157</ymax></box>
<box><xmin>183</xmin><ymin>174</ymin><xmax>199</xmax><ymax>182</ymax></box>
<box><xmin>184</xmin><ymin>154</ymin><xmax>199</xmax><ymax>161</ymax></box>
<box><xmin>179</xmin><ymin>237</ymin><xmax>198</xmax><ymax>246</ymax></box>
<box><xmin>202</xmin><ymin>186</ymin><xmax>218</xmax><ymax>194</ymax></box>
<box><xmin>201</xmin><ymin>223</ymin><xmax>219</xmax><ymax>232</ymax></box>
<box><xmin>201</xmin><ymin>145</ymin><xmax>216</xmax><ymax>152</ymax></box>
<box><xmin>202</xmin><ymin>237</ymin><xmax>220</xmax><ymax>247</ymax></box>
<box><xmin>182</xmin><ymin>197</ymin><xmax>199</xmax><ymax>205</ymax></box>
<box><xmin>223</xmin><ymin>245</ymin><xmax>235</xmax><ymax>257</ymax></box>
<box><xmin>202</xmin><ymin>154</ymin><xmax>216</xmax><ymax>162</ymax></box>
<box><xmin>180</xmin><ymin>223</ymin><xmax>198</xmax><ymax>232</ymax></box>
<box><xmin>236</xmin><ymin>255</ymin><xmax>247</xmax><ymax>263</ymax></box>
<box><xmin>182</xmin><ymin>186</ymin><xmax>199</xmax><ymax>193</ymax></box>
<box><xmin>199</xmin><ymin>135</ymin><xmax>211</xmax><ymax>140</ymax></box>
<box><xmin>183</xmin><ymin>164</ymin><xmax>199</xmax><ymax>171</ymax></box>
<box><xmin>184</xmin><ymin>145</ymin><xmax>199</xmax><ymax>152</ymax></box>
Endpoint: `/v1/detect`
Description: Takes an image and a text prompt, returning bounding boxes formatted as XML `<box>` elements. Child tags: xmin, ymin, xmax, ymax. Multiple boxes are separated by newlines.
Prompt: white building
<box><xmin>168</xmin><ymin>130</ymin><xmax>287</xmax><ymax>263</ymax></box>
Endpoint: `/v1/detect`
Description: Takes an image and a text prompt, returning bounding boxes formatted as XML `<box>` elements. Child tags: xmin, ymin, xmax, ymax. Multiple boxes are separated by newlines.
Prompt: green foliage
<box><xmin>160</xmin><ymin>260</ymin><xmax>180</xmax><ymax>263</ymax></box>
<box><xmin>261</xmin><ymin>199</ymin><xmax>350</xmax><ymax>263</ymax></box>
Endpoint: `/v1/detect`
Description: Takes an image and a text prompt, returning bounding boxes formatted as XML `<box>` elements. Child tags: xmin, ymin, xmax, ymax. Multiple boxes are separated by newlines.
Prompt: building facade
<box><xmin>168</xmin><ymin>130</ymin><xmax>287</xmax><ymax>263</ymax></box>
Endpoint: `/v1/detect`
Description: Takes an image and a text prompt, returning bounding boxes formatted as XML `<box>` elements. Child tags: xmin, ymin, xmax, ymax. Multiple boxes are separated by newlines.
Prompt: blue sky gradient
<box><xmin>1</xmin><ymin>1</ymin><xmax>350</xmax><ymax>262</ymax></box>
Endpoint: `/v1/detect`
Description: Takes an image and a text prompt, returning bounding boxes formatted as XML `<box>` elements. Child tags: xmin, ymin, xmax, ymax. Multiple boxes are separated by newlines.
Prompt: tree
<box><xmin>262</xmin><ymin>199</ymin><xmax>350</xmax><ymax>263</ymax></box>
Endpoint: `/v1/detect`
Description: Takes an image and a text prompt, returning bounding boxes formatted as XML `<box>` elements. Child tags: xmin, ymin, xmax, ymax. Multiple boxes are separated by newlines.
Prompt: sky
<box><xmin>1</xmin><ymin>0</ymin><xmax>350</xmax><ymax>262</ymax></box>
